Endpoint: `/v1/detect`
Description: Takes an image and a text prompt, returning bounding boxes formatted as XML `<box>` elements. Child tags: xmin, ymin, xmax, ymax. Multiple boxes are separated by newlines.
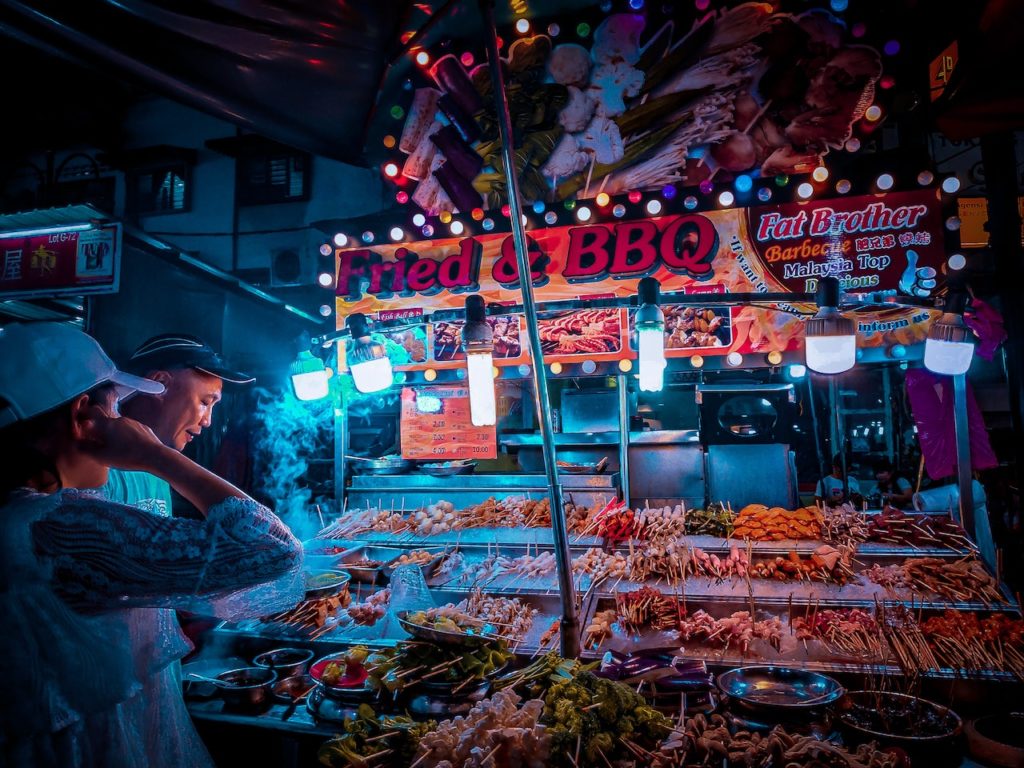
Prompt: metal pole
<box><xmin>478</xmin><ymin>0</ymin><xmax>578</xmax><ymax>657</ymax></box>
<box><xmin>617</xmin><ymin>375</ymin><xmax>631</xmax><ymax>507</ymax></box>
<box><xmin>830</xmin><ymin>377</ymin><xmax>848</xmax><ymax>500</ymax></box>
<box><xmin>334</xmin><ymin>393</ymin><xmax>348</xmax><ymax>517</ymax></box>
<box><xmin>806</xmin><ymin>375</ymin><xmax>826</xmax><ymax>484</ymax></box>
<box><xmin>952</xmin><ymin>373</ymin><xmax>974</xmax><ymax>534</ymax></box>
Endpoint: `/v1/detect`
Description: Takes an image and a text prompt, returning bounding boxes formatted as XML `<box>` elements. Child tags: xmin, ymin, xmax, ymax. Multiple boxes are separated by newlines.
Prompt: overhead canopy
<box><xmin>0</xmin><ymin>0</ymin><xmax>419</xmax><ymax>165</ymax></box>
<box><xmin>0</xmin><ymin>0</ymin><xmax>599</xmax><ymax>166</ymax></box>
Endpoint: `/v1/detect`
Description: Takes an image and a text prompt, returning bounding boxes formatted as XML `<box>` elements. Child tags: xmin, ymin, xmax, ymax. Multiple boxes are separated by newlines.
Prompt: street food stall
<box><xmin>183</xmin><ymin>1</ymin><xmax>1022</xmax><ymax>765</ymax></box>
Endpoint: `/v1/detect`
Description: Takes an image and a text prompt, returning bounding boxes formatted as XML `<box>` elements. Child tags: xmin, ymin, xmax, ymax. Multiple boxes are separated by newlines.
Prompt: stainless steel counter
<box><xmin>498</xmin><ymin>430</ymin><xmax>700</xmax><ymax>446</ymax></box>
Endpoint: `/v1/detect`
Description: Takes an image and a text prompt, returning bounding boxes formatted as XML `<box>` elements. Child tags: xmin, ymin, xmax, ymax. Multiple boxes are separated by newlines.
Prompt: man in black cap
<box><xmin>101</xmin><ymin>334</ymin><xmax>254</xmax><ymax>516</ymax></box>
<box><xmin>98</xmin><ymin>334</ymin><xmax>255</xmax><ymax>764</ymax></box>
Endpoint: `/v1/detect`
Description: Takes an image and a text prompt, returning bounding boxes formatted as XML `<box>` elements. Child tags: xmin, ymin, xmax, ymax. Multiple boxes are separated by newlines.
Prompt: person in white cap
<box><xmin>0</xmin><ymin>323</ymin><xmax>303</xmax><ymax>768</ymax></box>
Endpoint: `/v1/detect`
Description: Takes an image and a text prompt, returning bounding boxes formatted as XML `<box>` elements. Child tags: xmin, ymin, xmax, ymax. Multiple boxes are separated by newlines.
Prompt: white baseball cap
<box><xmin>0</xmin><ymin>322</ymin><xmax>165</xmax><ymax>428</ymax></box>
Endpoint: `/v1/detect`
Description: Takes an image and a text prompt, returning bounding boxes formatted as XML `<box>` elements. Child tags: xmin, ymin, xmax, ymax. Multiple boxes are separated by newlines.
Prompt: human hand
<box><xmin>80</xmin><ymin>412</ymin><xmax>170</xmax><ymax>472</ymax></box>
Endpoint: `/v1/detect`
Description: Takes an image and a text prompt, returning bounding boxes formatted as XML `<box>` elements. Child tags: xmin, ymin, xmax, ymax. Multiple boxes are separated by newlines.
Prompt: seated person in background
<box><xmin>815</xmin><ymin>454</ymin><xmax>861</xmax><ymax>508</ymax></box>
<box><xmin>869</xmin><ymin>457</ymin><xmax>913</xmax><ymax>509</ymax></box>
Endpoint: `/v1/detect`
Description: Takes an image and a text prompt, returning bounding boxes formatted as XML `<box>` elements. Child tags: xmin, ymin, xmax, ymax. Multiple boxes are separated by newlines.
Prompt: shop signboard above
<box><xmin>335</xmin><ymin>189</ymin><xmax>947</xmax><ymax>371</ymax></box>
<box><xmin>0</xmin><ymin>224</ymin><xmax>122</xmax><ymax>300</ymax></box>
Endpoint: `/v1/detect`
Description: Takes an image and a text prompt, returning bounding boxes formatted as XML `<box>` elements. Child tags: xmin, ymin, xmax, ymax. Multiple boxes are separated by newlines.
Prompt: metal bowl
<box><xmin>253</xmin><ymin>647</ymin><xmax>315</xmax><ymax>679</ymax></box>
<box><xmin>716</xmin><ymin>666</ymin><xmax>845</xmax><ymax>715</ymax></box>
<box><xmin>419</xmin><ymin>461</ymin><xmax>477</xmax><ymax>477</ymax></box>
<box><xmin>215</xmin><ymin>667</ymin><xmax>278</xmax><ymax>710</ymax></box>
<box><xmin>303</xmin><ymin>569</ymin><xmax>351</xmax><ymax>600</ymax></box>
<box><xmin>273</xmin><ymin>673</ymin><xmax>315</xmax><ymax>704</ymax></box>
<box><xmin>352</xmin><ymin>457</ymin><xmax>412</xmax><ymax>475</ymax></box>
<box><xmin>396</xmin><ymin>610</ymin><xmax>498</xmax><ymax>646</ymax></box>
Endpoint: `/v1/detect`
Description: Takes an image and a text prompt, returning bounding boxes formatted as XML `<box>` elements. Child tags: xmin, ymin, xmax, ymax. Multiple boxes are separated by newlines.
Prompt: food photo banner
<box><xmin>335</xmin><ymin>189</ymin><xmax>945</xmax><ymax>370</ymax></box>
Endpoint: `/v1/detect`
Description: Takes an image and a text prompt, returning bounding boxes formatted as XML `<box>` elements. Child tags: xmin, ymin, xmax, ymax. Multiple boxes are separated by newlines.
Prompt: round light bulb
<box><xmin>797</xmin><ymin>183</ymin><xmax>814</xmax><ymax>199</ymax></box>
<box><xmin>389</xmin><ymin>226</ymin><xmax>404</xmax><ymax>241</ymax></box>
<box><xmin>317</xmin><ymin>272</ymin><xmax>334</xmax><ymax>287</ymax></box>
<box><xmin>449</xmin><ymin>220</ymin><xmax>465</xmax><ymax>235</ymax></box>
<box><xmin>726</xmin><ymin>352</ymin><xmax>743</xmax><ymax>367</ymax></box>
<box><xmin>576</xmin><ymin>206</ymin><xmax>592</xmax><ymax>222</ymax></box>
<box><xmin>718</xmin><ymin>191</ymin><xmax>735</xmax><ymax>206</ymax></box>
<box><xmin>876</xmin><ymin>173</ymin><xmax>894</xmax><ymax>191</ymax></box>
<box><xmin>942</xmin><ymin>176</ymin><xmax>961</xmax><ymax>194</ymax></box>
<box><xmin>412</xmin><ymin>213</ymin><xmax>426</xmax><ymax>227</ymax></box>
<box><xmin>645</xmin><ymin>199</ymin><xmax>663</xmax><ymax>215</ymax></box>
<box><xmin>333</xmin><ymin>232</ymin><xmax>349</xmax><ymax>247</ymax></box>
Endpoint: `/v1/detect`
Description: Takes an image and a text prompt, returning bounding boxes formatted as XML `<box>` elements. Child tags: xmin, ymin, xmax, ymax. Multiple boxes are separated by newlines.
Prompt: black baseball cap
<box><xmin>126</xmin><ymin>334</ymin><xmax>255</xmax><ymax>384</ymax></box>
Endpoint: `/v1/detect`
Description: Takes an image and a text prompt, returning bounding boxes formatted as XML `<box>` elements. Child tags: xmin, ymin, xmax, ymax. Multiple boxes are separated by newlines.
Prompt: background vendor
<box><xmin>815</xmin><ymin>453</ymin><xmax>861</xmax><ymax>508</ymax></box>
<box><xmin>868</xmin><ymin>457</ymin><xmax>913</xmax><ymax>509</ymax></box>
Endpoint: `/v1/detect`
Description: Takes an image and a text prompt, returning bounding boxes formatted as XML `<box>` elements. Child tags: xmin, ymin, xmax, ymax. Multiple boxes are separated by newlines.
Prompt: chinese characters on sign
<box><xmin>0</xmin><ymin>225</ymin><xmax>121</xmax><ymax>299</ymax></box>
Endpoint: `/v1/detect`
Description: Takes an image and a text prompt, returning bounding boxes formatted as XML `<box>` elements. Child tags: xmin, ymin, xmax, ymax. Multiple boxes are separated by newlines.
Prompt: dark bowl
<box><xmin>966</xmin><ymin>712</ymin><xmax>1024</xmax><ymax>768</ymax></box>
<box><xmin>838</xmin><ymin>691</ymin><xmax>963</xmax><ymax>767</ymax></box>
<box><xmin>216</xmin><ymin>667</ymin><xmax>278</xmax><ymax>710</ymax></box>
<box><xmin>253</xmin><ymin>647</ymin><xmax>315</xmax><ymax>679</ymax></box>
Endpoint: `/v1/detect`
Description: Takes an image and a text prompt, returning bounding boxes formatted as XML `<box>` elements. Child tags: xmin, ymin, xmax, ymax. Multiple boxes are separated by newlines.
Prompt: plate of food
<box><xmin>419</xmin><ymin>459</ymin><xmax>477</xmax><ymax>477</ymax></box>
<box><xmin>381</xmin><ymin>549</ymin><xmax>447</xmax><ymax>580</ymax></box>
<box><xmin>310</xmin><ymin>648</ymin><xmax>374</xmax><ymax>690</ymax></box>
<box><xmin>397</xmin><ymin>608</ymin><xmax>499</xmax><ymax>646</ymax></box>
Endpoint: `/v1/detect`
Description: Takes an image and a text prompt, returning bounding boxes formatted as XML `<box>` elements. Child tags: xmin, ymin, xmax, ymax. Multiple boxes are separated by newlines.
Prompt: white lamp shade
<box><xmin>805</xmin><ymin>335</ymin><xmax>856</xmax><ymax>374</ymax></box>
<box><xmin>467</xmin><ymin>351</ymin><xmax>497</xmax><ymax>426</ymax></box>
<box><xmin>637</xmin><ymin>326</ymin><xmax>666</xmax><ymax>392</ymax></box>
<box><xmin>350</xmin><ymin>356</ymin><xmax>393</xmax><ymax>393</ymax></box>
<box><xmin>924</xmin><ymin>338</ymin><xmax>974</xmax><ymax>375</ymax></box>
<box><xmin>291</xmin><ymin>370</ymin><xmax>329</xmax><ymax>401</ymax></box>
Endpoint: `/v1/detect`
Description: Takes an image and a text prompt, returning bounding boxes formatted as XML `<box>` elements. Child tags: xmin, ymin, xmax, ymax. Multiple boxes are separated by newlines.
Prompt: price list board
<box><xmin>399</xmin><ymin>385</ymin><xmax>497</xmax><ymax>460</ymax></box>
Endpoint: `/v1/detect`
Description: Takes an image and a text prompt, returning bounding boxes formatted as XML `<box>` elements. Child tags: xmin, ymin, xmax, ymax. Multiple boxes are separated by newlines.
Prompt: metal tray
<box><xmin>396</xmin><ymin>610</ymin><xmax>497</xmax><ymax>646</ymax></box>
<box><xmin>419</xmin><ymin>461</ymin><xmax>477</xmax><ymax>477</ymax></box>
<box><xmin>717</xmin><ymin>666</ymin><xmax>845</xmax><ymax>712</ymax></box>
<box><xmin>350</xmin><ymin>457</ymin><xmax>412</xmax><ymax>475</ymax></box>
<box><xmin>381</xmin><ymin>548</ymin><xmax>448</xmax><ymax>581</ymax></box>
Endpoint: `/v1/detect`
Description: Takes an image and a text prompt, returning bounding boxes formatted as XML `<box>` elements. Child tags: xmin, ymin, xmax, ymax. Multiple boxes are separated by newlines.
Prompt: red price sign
<box><xmin>400</xmin><ymin>385</ymin><xmax>497</xmax><ymax>460</ymax></box>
